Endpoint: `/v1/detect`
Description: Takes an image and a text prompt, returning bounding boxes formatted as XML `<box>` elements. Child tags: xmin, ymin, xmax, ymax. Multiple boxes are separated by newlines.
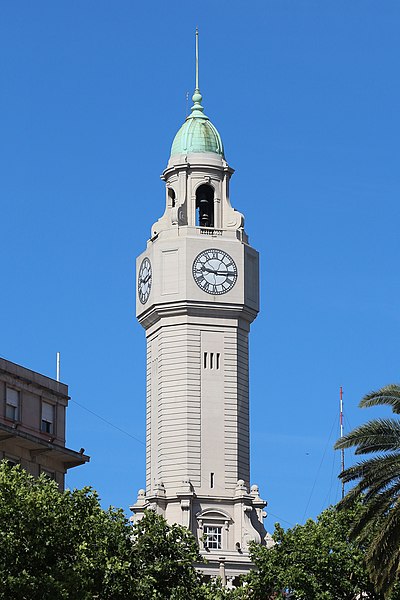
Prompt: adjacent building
<box><xmin>0</xmin><ymin>356</ymin><xmax>89</xmax><ymax>489</ymax></box>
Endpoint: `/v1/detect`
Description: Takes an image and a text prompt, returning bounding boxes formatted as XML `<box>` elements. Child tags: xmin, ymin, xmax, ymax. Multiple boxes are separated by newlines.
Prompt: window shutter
<box><xmin>42</xmin><ymin>402</ymin><xmax>54</xmax><ymax>423</ymax></box>
<box><xmin>6</xmin><ymin>388</ymin><xmax>19</xmax><ymax>407</ymax></box>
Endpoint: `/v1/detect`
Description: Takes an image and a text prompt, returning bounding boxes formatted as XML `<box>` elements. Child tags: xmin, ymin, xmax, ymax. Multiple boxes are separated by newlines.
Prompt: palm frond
<box><xmin>350</xmin><ymin>484</ymin><xmax>400</xmax><ymax>538</ymax></box>
<box><xmin>337</xmin><ymin>479</ymin><xmax>368</xmax><ymax>510</ymax></box>
<box><xmin>366</xmin><ymin>499</ymin><xmax>400</xmax><ymax>592</ymax></box>
<box><xmin>339</xmin><ymin>452</ymin><xmax>400</xmax><ymax>484</ymax></box>
<box><xmin>361</xmin><ymin>384</ymin><xmax>400</xmax><ymax>414</ymax></box>
<box><xmin>338</xmin><ymin>454</ymin><xmax>400</xmax><ymax>527</ymax></box>
<box><xmin>336</xmin><ymin>383</ymin><xmax>400</xmax><ymax>595</ymax></box>
<box><xmin>362</xmin><ymin>464</ymin><xmax>400</xmax><ymax>502</ymax></box>
<box><xmin>335</xmin><ymin>419</ymin><xmax>400</xmax><ymax>454</ymax></box>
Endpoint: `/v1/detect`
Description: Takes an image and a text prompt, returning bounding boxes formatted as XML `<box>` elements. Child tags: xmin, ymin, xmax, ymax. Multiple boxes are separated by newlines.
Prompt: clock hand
<box><xmin>202</xmin><ymin>266</ymin><xmax>224</xmax><ymax>274</ymax></box>
<box><xmin>202</xmin><ymin>267</ymin><xmax>233</xmax><ymax>276</ymax></box>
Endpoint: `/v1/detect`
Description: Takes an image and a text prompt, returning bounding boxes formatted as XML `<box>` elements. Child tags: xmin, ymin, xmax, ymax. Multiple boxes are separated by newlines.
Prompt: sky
<box><xmin>1</xmin><ymin>1</ymin><xmax>399</xmax><ymax>531</ymax></box>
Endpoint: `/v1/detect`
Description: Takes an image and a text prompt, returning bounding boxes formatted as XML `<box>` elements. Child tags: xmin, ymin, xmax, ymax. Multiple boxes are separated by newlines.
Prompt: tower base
<box><xmin>130</xmin><ymin>479</ymin><xmax>273</xmax><ymax>585</ymax></box>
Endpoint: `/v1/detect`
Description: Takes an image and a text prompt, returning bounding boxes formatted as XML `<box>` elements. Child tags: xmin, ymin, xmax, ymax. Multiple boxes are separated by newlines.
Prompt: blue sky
<box><xmin>1</xmin><ymin>1</ymin><xmax>399</xmax><ymax>530</ymax></box>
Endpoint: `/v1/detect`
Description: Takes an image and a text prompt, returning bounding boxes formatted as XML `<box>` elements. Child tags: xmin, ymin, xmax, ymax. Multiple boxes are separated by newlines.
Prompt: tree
<box><xmin>335</xmin><ymin>384</ymin><xmax>400</xmax><ymax>595</ymax></box>
<box><xmin>129</xmin><ymin>508</ymin><xmax>207</xmax><ymax>599</ymax></box>
<box><xmin>241</xmin><ymin>504</ymin><xmax>387</xmax><ymax>600</ymax></box>
<box><xmin>0</xmin><ymin>461</ymin><xmax>209</xmax><ymax>599</ymax></box>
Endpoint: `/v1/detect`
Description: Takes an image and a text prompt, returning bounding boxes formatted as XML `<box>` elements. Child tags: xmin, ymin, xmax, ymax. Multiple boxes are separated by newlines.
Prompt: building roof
<box><xmin>0</xmin><ymin>357</ymin><xmax>69</xmax><ymax>399</ymax></box>
<box><xmin>170</xmin><ymin>89</ymin><xmax>224</xmax><ymax>157</ymax></box>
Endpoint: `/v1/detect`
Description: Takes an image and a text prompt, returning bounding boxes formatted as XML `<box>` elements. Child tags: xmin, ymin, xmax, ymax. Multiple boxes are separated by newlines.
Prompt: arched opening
<box><xmin>168</xmin><ymin>188</ymin><xmax>176</xmax><ymax>208</ymax></box>
<box><xmin>196</xmin><ymin>184</ymin><xmax>214</xmax><ymax>228</ymax></box>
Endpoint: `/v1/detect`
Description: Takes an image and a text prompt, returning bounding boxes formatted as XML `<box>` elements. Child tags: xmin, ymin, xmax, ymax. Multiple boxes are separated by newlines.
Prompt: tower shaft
<box><xmin>145</xmin><ymin>316</ymin><xmax>251</xmax><ymax>496</ymax></box>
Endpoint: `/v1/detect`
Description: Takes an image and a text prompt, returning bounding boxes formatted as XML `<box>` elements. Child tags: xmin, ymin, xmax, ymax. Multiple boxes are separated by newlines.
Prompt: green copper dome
<box><xmin>170</xmin><ymin>89</ymin><xmax>224</xmax><ymax>157</ymax></box>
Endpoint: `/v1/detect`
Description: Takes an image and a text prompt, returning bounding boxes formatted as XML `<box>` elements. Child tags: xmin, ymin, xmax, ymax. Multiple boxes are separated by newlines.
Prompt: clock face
<box><xmin>138</xmin><ymin>257</ymin><xmax>152</xmax><ymax>304</ymax></box>
<box><xmin>192</xmin><ymin>249</ymin><xmax>237</xmax><ymax>295</ymax></box>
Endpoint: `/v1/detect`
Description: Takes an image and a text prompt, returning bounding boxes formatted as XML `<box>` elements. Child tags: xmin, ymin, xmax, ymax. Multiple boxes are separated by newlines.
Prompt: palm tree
<box><xmin>335</xmin><ymin>384</ymin><xmax>400</xmax><ymax>596</ymax></box>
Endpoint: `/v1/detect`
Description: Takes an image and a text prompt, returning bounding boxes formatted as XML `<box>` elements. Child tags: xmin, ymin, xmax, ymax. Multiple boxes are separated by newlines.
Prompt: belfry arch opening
<box><xmin>168</xmin><ymin>187</ymin><xmax>176</xmax><ymax>208</ymax></box>
<box><xmin>196</xmin><ymin>184</ymin><xmax>214</xmax><ymax>228</ymax></box>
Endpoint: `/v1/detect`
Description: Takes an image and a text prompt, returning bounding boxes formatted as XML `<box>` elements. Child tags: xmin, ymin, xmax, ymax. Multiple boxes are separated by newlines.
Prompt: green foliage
<box><xmin>0</xmin><ymin>461</ymin><xmax>126</xmax><ymax>599</ymax></box>
<box><xmin>335</xmin><ymin>384</ymin><xmax>400</xmax><ymax>595</ymax></box>
<box><xmin>242</xmin><ymin>504</ymin><xmax>387</xmax><ymax>600</ymax></box>
<box><xmin>200</xmin><ymin>578</ymin><xmax>235</xmax><ymax>599</ymax></box>
<box><xmin>8</xmin><ymin>454</ymin><xmax>400</xmax><ymax>600</ymax></box>
<box><xmin>0</xmin><ymin>461</ymin><xmax>209</xmax><ymax>600</ymax></box>
<box><xmin>130</xmin><ymin>508</ymin><xmax>204</xmax><ymax>599</ymax></box>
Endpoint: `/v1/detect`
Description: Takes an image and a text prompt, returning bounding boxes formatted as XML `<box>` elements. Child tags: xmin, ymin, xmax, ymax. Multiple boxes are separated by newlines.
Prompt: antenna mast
<box><xmin>56</xmin><ymin>352</ymin><xmax>60</xmax><ymax>382</ymax></box>
<box><xmin>340</xmin><ymin>386</ymin><xmax>345</xmax><ymax>499</ymax></box>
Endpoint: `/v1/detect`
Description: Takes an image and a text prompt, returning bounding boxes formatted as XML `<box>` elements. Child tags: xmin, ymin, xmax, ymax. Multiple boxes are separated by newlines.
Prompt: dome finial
<box><xmin>190</xmin><ymin>27</ymin><xmax>206</xmax><ymax>118</ymax></box>
<box><xmin>195</xmin><ymin>26</ymin><xmax>199</xmax><ymax>91</ymax></box>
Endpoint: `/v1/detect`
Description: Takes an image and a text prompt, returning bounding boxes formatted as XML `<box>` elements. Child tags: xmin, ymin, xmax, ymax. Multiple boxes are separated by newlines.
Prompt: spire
<box><xmin>195</xmin><ymin>26</ymin><xmax>199</xmax><ymax>90</ymax></box>
<box><xmin>189</xmin><ymin>27</ymin><xmax>206</xmax><ymax>119</ymax></box>
<box><xmin>169</xmin><ymin>28</ymin><xmax>224</xmax><ymax>157</ymax></box>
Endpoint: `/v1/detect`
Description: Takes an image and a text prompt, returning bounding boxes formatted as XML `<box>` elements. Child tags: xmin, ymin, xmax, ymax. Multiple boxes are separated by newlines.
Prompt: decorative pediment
<box><xmin>196</xmin><ymin>508</ymin><xmax>232</xmax><ymax>523</ymax></box>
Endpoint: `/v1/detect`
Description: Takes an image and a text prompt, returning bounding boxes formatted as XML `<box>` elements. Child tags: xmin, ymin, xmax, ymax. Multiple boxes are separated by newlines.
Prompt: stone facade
<box><xmin>0</xmin><ymin>357</ymin><xmax>89</xmax><ymax>489</ymax></box>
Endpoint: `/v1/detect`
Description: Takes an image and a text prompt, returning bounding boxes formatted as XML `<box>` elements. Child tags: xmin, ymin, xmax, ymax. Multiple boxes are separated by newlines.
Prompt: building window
<box><xmin>168</xmin><ymin>187</ymin><xmax>176</xmax><ymax>208</ymax></box>
<box><xmin>5</xmin><ymin>388</ymin><xmax>19</xmax><ymax>421</ymax></box>
<box><xmin>203</xmin><ymin>525</ymin><xmax>222</xmax><ymax>550</ymax></box>
<box><xmin>41</xmin><ymin>401</ymin><xmax>54</xmax><ymax>434</ymax></box>
<box><xmin>4</xmin><ymin>455</ymin><xmax>19</xmax><ymax>467</ymax></box>
<box><xmin>41</xmin><ymin>468</ymin><xmax>56</xmax><ymax>481</ymax></box>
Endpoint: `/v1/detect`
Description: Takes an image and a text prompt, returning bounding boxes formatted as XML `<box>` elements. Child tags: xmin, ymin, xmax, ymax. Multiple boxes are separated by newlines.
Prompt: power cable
<box><xmin>70</xmin><ymin>399</ymin><xmax>297</xmax><ymax>528</ymax></box>
<box><xmin>70</xmin><ymin>398</ymin><xmax>145</xmax><ymax>446</ymax></box>
<box><xmin>321</xmin><ymin>413</ymin><xmax>343</xmax><ymax>510</ymax></box>
<box><xmin>267</xmin><ymin>511</ymin><xmax>295</xmax><ymax>528</ymax></box>
<box><xmin>301</xmin><ymin>413</ymin><xmax>337</xmax><ymax>522</ymax></box>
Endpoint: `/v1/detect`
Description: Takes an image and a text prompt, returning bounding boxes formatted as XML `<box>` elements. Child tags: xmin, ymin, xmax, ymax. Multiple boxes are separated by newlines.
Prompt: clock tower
<box><xmin>131</xmin><ymin>32</ymin><xmax>270</xmax><ymax>584</ymax></box>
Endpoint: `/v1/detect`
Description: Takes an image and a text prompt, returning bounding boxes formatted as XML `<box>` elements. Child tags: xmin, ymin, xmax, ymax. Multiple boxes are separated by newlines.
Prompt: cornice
<box><xmin>137</xmin><ymin>299</ymin><xmax>258</xmax><ymax>331</ymax></box>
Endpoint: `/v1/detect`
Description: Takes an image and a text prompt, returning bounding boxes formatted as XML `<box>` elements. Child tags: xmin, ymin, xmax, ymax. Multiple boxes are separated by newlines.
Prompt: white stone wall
<box><xmin>145</xmin><ymin>320</ymin><xmax>252</xmax><ymax>496</ymax></box>
<box><xmin>132</xmin><ymin>150</ymin><xmax>268</xmax><ymax>575</ymax></box>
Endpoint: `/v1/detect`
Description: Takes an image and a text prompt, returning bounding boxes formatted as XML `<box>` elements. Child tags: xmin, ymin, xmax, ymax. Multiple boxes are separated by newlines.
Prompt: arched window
<box><xmin>196</xmin><ymin>184</ymin><xmax>214</xmax><ymax>228</ymax></box>
<box><xmin>168</xmin><ymin>188</ymin><xmax>176</xmax><ymax>208</ymax></box>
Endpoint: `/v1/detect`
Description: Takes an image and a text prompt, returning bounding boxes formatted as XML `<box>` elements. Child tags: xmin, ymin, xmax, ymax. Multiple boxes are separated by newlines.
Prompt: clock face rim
<box><xmin>192</xmin><ymin>248</ymin><xmax>238</xmax><ymax>295</ymax></box>
<box><xmin>138</xmin><ymin>257</ymin><xmax>152</xmax><ymax>304</ymax></box>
